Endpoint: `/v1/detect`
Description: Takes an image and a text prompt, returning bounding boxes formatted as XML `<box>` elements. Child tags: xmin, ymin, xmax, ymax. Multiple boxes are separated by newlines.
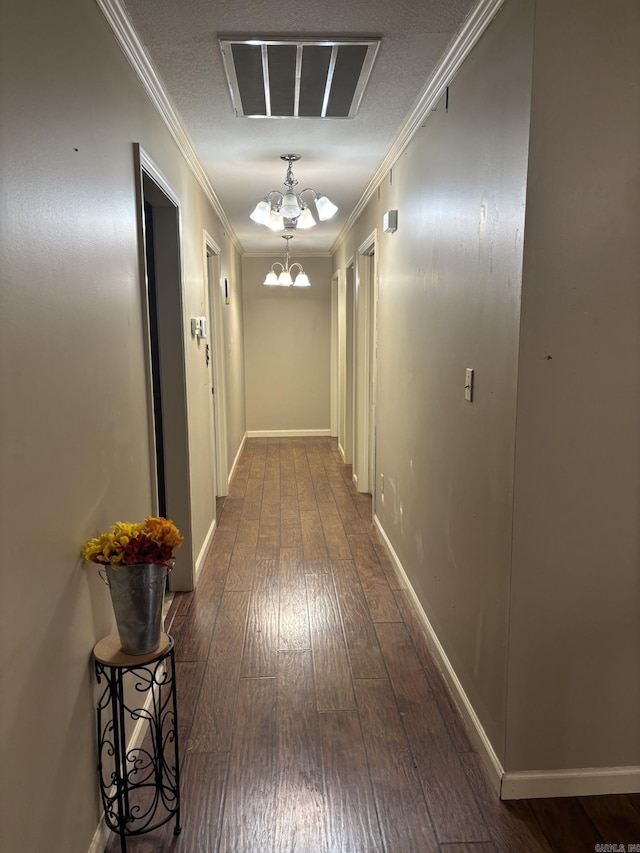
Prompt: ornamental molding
<box><xmin>95</xmin><ymin>0</ymin><xmax>242</xmax><ymax>255</ymax></box>
<box><xmin>331</xmin><ymin>0</ymin><xmax>507</xmax><ymax>253</ymax></box>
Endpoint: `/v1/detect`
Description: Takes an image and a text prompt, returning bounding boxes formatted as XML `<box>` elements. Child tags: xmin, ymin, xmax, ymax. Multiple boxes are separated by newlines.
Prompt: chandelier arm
<box><xmin>296</xmin><ymin>188</ymin><xmax>317</xmax><ymax>211</ymax></box>
<box><xmin>263</xmin><ymin>232</ymin><xmax>310</xmax><ymax>287</ymax></box>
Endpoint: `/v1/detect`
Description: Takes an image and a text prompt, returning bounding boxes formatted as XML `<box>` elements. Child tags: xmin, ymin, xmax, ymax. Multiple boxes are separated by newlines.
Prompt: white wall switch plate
<box><xmin>465</xmin><ymin>368</ymin><xmax>474</xmax><ymax>402</ymax></box>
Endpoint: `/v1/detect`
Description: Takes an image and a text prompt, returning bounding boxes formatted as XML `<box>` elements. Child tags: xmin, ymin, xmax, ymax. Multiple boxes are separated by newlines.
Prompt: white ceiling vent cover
<box><xmin>219</xmin><ymin>37</ymin><xmax>380</xmax><ymax>119</ymax></box>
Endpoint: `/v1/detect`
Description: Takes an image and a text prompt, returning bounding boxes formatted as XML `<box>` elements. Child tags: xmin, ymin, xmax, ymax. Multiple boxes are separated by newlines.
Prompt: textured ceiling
<box><xmin>121</xmin><ymin>0</ymin><xmax>479</xmax><ymax>254</ymax></box>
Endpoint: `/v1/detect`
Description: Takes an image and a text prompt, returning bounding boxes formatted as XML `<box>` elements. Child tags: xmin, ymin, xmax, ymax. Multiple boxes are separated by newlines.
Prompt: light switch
<box><xmin>465</xmin><ymin>368</ymin><xmax>474</xmax><ymax>402</ymax></box>
<box><xmin>191</xmin><ymin>316</ymin><xmax>207</xmax><ymax>339</ymax></box>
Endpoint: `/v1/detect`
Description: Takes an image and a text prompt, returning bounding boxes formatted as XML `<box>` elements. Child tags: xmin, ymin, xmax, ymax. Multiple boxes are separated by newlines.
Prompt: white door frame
<box><xmin>204</xmin><ymin>232</ymin><xmax>229</xmax><ymax>496</ymax></box>
<box><xmin>345</xmin><ymin>259</ymin><xmax>355</xmax><ymax>466</ymax></box>
<box><xmin>135</xmin><ymin>143</ymin><xmax>194</xmax><ymax>591</ymax></box>
<box><xmin>335</xmin><ymin>268</ymin><xmax>346</xmax><ymax>459</ymax></box>
<box><xmin>355</xmin><ymin>231</ymin><xmax>379</xmax><ymax>498</ymax></box>
<box><xmin>336</xmin><ymin>262</ymin><xmax>355</xmax><ymax>465</ymax></box>
<box><xmin>330</xmin><ymin>271</ymin><xmax>339</xmax><ymax>438</ymax></box>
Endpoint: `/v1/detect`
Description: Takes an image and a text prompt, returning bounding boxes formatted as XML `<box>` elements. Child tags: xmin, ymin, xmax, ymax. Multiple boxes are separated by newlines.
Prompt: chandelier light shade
<box><xmin>249</xmin><ymin>198</ymin><xmax>271</xmax><ymax>224</ymax></box>
<box><xmin>263</xmin><ymin>234</ymin><xmax>311</xmax><ymax>287</ymax></box>
<box><xmin>296</xmin><ymin>207</ymin><xmax>315</xmax><ymax>229</ymax></box>
<box><xmin>250</xmin><ymin>154</ymin><xmax>338</xmax><ymax>231</ymax></box>
<box><xmin>314</xmin><ymin>194</ymin><xmax>339</xmax><ymax>221</ymax></box>
<box><xmin>267</xmin><ymin>209</ymin><xmax>285</xmax><ymax>231</ymax></box>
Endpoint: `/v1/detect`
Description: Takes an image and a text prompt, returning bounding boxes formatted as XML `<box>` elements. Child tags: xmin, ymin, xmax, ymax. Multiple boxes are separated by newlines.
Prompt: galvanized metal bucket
<box><xmin>102</xmin><ymin>562</ymin><xmax>168</xmax><ymax>655</ymax></box>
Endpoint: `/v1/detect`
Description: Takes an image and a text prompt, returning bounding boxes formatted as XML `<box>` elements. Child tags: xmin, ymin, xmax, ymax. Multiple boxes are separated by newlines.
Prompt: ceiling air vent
<box><xmin>219</xmin><ymin>37</ymin><xmax>380</xmax><ymax>119</ymax></box>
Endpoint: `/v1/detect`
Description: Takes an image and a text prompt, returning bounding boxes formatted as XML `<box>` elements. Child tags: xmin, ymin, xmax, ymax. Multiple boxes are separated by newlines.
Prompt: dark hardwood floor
<box><xmin>106</xmin><ymin>437</ymin><xmax>640</xmax><ymax>852</ymax></box>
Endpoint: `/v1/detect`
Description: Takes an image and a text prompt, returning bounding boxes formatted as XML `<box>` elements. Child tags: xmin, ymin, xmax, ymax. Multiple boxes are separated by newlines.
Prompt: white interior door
<box><xmin>345</xmin><ymin>263</ymin><xmax>354</xmax><ymax>465</ymax></box>
<box><xmin>367</xmin><ymin>250</ymin><xmax>377</xmax><ymax>510</ymax></box>
<box><xmin>205</xmin><ymin>234</ymin><xmax>229</xmax><ymax>497</ymax></box>
<box><xmin>355</xmin><ymin>233</ymin><xmax>377</xmax><ymax>497</ymax></box>
<box><xmin>205</xmin><ymin>249</ymin><xmax>218</xmax><ymax>506</ymax></box>
<box><xmin>137</xmin><ymin>145</ymin><xmax>194</xmax><ymax>591</ymax></box>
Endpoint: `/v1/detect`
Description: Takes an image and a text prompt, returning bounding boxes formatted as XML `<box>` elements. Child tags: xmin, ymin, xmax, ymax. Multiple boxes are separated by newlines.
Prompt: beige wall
<box><xmin>242</xmin><ymin>255</ymin><xmax>333</xmax><ymax>432</ymax></box>
<box><xmin>2</xmin><ymin>7</ymin><xmax>638</xmax><ymax>853</ymax></box>
<box><xmin>333</xmin><ymin>0</ymin><xmax>534</xmax><ymax>763</ymax></box>
<box><xmin>507</xmin><ymin>0</ymin><xmax>640</xmax><ymax>772</ymax></box>
<box><xmin>334</xmin><ymin>0</ymin><xmax>640</xmax><ymax>784</ymax></box>
<box><xmin>0</xmin><ymin>2</ymin><xmax>245</xmax><ymax>851</ymax></box>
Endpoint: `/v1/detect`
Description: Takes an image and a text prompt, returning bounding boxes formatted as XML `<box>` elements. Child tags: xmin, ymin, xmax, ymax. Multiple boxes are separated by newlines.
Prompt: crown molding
<box><xmin>95</xmin><ymin>0</ymin><xmax>242</xmax><ymax>255</ymax></box>
<box><xmin>97</xmin><ymin>0</ymin><xmax>506</xmax><ymax>260</ymax></box>
<box><xmin>331</xmin><ymin>0</ymin><xmax>506</xmax><ymax>254</ymax></box>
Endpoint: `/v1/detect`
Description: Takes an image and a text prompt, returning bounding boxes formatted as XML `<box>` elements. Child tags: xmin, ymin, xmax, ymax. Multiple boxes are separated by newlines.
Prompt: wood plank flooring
<box><xmin>105</xmin><ymin>437</ymin><xmax>640</xmax><ymax>853</ymax></box>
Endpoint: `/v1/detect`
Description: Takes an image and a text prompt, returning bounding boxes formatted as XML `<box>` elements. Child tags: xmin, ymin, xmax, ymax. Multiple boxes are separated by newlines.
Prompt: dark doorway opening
<box><xmin>143</xmin><ymin>199</ymin><xmax>167</xmax><ymax>517</ymax></box>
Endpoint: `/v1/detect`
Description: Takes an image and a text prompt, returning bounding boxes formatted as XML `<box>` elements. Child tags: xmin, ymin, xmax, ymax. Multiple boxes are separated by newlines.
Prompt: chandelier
<box><xmin>263</xmin><ymin>235</ymin><xmax>311</xmax><ymax>287</ymax></box>
<box><xmin>250</xmin><ymin>154</ymin><xmax>338</xmax><ymax>231</ymax></box>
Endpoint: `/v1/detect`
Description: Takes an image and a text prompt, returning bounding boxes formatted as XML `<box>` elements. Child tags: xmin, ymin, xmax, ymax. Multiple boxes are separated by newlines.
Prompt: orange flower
<box><xmin>144</xmin><ymin>516</ymin><xmax>184</xmax><ymax>549</ymax></box>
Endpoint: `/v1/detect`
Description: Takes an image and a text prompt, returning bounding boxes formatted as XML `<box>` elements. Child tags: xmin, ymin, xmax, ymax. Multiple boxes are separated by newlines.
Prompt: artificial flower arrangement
<box><xmin>82</xmin><ymin>516</ymin><xmax>183</xmax><ymax>569</ymax></box>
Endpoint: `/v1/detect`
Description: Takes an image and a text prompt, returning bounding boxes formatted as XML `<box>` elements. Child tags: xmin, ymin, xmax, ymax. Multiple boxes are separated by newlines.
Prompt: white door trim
<box><xmin>136</xmin><ymin>146</ymin><xmax>180</xmax><ymax>517</ymax></box>
<box><xmin>135</xmin><ymin>143</ymin><xmax>194</xmax><ymax>591</ymax></box>
<box><xmin>204</xmin><ymin>231</ymin><xmax>229</xmax><ymax>496</ymax></box>
<box><xmin>355</xmin><ymin>231</ymin><xmax>378</xmax><ymax>496</ymax></box>
<box><xmin>335</xmin><ymin>268</ymin><xmax>346</xmax><ymax>459</ymax></box>
<box><xmin>345</xmin><ymin>258</ymin><xmax>355</xmax><ymax>467</ymax></box>
<box><xmin>330</xmin><ymin>271</ymin><xmax>339</xmax><ymax>439</ymax></box>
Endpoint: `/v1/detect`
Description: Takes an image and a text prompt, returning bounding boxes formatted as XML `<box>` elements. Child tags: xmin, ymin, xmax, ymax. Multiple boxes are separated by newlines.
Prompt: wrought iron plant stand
<box><xmin>93</xmin><ymin>633</ymin><xmax>181</xmax><ymax>853</ymax></box>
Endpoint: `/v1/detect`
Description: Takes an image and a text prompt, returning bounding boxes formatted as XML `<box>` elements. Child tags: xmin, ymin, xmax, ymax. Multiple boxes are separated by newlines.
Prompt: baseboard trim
<box><xmin>502</xmin><ymin>766</ymin><xmax>640</xmax><ymax>800</ymax></box>
<box><xmin>194</xmin><ymin>516</ymin><xmax>217</xmax><ymax>584</ymax></box>
<box><xmin>373</xmin><ymin>514</ymin><xmax>504</xmax><ymax>796</ymax></box>
<box><xmin>228</xmin><ymin>432</ymin><xmax>247</xmax><ymax>485</ymax></box>
<box><xmin>372</xmin><ymin>515</ymin><xmax>640</xmax><ymax>800</ymax></box>
<box><xmin>87</xmin><ymin>820</ymin><xmax>110</xmax><ymax>853</ymax></box>
<box><xmin>246</xmin><ymin>429</ymin><xmax>331</xmax><ymax>437</ymax></box>
<box><xmin>337</xmin><ymin>441</ymin><xmax>345</xmax><ymax>462</ymax></box>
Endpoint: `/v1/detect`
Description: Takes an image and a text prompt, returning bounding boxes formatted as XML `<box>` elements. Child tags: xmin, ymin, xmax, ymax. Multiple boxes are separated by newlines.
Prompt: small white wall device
<box><xmin>191</xmin><ymin>316</ymin><xmax>207</xmax><ymax>338</ymax></box>
<box><xmin>383</xmin><ymin>210</ymin><xmax>398</xmax><ymax>233</ymax></box>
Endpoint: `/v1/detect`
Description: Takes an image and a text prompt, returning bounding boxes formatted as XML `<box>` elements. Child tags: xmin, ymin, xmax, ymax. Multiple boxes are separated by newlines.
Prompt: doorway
<box><xmin>355</xmin><ymin>233</ymin><xmax>378</xmax><ymax>505</ymax></box>
<box><xmin>345</xmin><ymin>262</ymin><xmax>355</xmax><ymax>466</ymax></box>
<box><xmin>136</xmin><ymin>144</ymin><xmax>193</xmax><ymax>591</ymax></box>
<box><xmin>143</xmin><ymin>197</ymin><xmax>167</xmax><ymax>517</ymax></box>
<box><xmin>204</xmin><ymin>233</ymin><xmax>229</xmax><ymax>498</ymax></box>
<box><xmin>337</xmin><ymin>262</ymin><xmax>355</xmax><ymax>465</ymax></box>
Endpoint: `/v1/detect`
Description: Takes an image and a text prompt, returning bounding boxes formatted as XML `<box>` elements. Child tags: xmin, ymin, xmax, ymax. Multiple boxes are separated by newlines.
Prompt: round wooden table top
<box><xmin>93</xmin><ymin>632</ymin><xmax>172</xmax><ymax>667</ymax></box>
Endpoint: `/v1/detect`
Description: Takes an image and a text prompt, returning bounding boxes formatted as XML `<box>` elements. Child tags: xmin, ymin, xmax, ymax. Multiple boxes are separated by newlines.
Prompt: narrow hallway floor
<box><xmin>105</xmin><ymin>436</ymin><xmax>640</xmax><ymax>852</ymax></box>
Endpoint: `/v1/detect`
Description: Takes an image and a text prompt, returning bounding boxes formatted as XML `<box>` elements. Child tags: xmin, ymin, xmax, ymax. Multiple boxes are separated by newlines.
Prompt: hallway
<box><xmin>106</xmin><ymin>437</ymin><xmax>640</xmax><ymax>853</ymax></box>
